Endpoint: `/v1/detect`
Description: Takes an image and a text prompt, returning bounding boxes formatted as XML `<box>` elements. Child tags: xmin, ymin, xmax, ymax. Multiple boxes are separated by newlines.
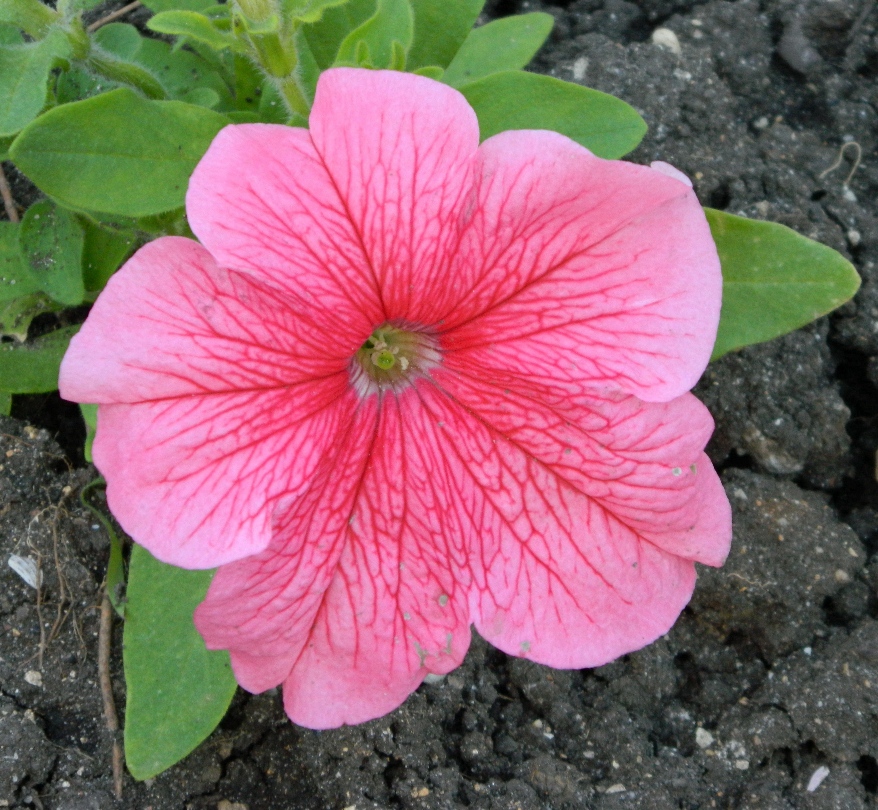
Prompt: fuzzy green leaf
<box><xmin>0</xmin><ymin>221</ymin><xmax>38</xmax><ymax>303</ymax></box>
<box><xmin>443</xmin><ymin>12</ymin><xmax>553</xmax><ymax>87</ymax></box>
<box><xmin>147</xmin><ymin>10</ymin><xmax>242</xmax><ymax>51</ymax></box>
<box><xmin>0</xmin><ymin>325</ymin><xmax>79</xmax><ymax>393</ymax></box>
<box><xmin>407</xmin><ymin>0</ymin><xmax>483</xmax><ymax>69</ymax></box>
<box><xmin>460</xmin><ymin>70</ymin><xmax>646</xmax><ymax>159</ymax></box>
<box><xmin>335</xmin><ymin>0</ymin><xmax>412</xmax><ymax>68</ymax></box>
<box><xmin>19</xmin><ymin>199</ymin><xmax>86</xmax><ymax>306</ymax></box>
<box><xmin>10</xmin><ymin>88</ymin><xmax>229</xmax><ymax>217</ymax></box>
<box><xmin>123</xmin><ymin>545</ymin><xmax>237</xmax><ymax>780</ymax></box>
<box><xmin>0</xmin><ymin>30</ymin><xmax>71</xmax><ymax>137</ymax></box>
<box><xmin>302</xmin><ymin>0</ymin><xmax>373</xmax><ymax>67</ymax></box>
<box><xmin>708</xmin><ymin>208</ymin><xmax>861</xmax><ymax>359</ymax></box>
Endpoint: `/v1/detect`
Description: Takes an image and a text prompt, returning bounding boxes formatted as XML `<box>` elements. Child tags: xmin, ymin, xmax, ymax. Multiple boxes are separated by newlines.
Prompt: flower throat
<box><xmin>351</xmin><ymin>324</ymin><xmax>440</xmax><ymax>395</ymax></box>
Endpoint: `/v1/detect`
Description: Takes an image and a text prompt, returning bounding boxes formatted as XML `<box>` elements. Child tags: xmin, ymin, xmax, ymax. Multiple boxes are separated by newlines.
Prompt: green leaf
<box><xmin>0</xmin><ymin>0</ymin><xmax>58</xmax><ymax>39</ymax></box>
<box><xmin>136</xmin><ymin>38</ymin><xmax>234</xmax><ymax>108</ymax></box>
<box><xmin>0</xmin><ymin>292</ymin><xmax>57</xmax><ymax>340</ymax></box>
<box><xmin>0</xmin><ymin>221</ymin><xmax>39</xmax><ymax>302</ymax></box>
<box><xmin>79</xmin><ymin>402</ymin><xmax>97</xmax><ymax>464</ymax></box>
<box><xmin>707</xmin><ymin>208</ymin><xmax>861</xmax><ymax>359</ymax></box>
<box><xmin>148</xmin><ymin>10</ymin><xmax>243</xmax><ymax>51</ymax></box>
<box><xmin>335</xmin><ymin>0</ymin><xmax>412</xmax><ymax>68</ymax></box>
<box><xmin>141</xmin><ymin>0</ymin><xmax>217</xmax><ymax>12</ymax></box>
<box><xmin>459</xmin><ymin>70</ymin><xmax>646</xmax><ymax>159</ymax></box>
<box><xmin>407</xmin><ymin>0</ymin><xmax>483</xmax><ymax>69</ymax></box>
<box><xmin>0</xmin><ymin>324</ymin><xmax>79</xmax><ymax>393</ymax></box>
<box><xmin>93</xmin><ymin>22</ymin><xmax>143</xmax><ymax>60</ymax></box>
<box><xmin>19</xmin><ymin>199</ymin><xmax>86</xmax><ymax>306</ymax></box>
<box><xmin>302</xmin><ymin>0</ymin><xmax>373</xmax><ymax>67</ymax></box>
<box><xmin>0</xmin><ymin>391</ymin><xmax>10</xmax><ymax>415</ymax></box>
<box><xmin>280</xmin><ymin>0</ymin><xmax>352</xmax><ymax>23</ymax></box>
<box><xmin>443</xmin><ymin>12</ymin><xmax>553</xmax><ymax>87</ymax></box>
<box><xmin>80</xmin><ymin>220</ymin><xmax>137</xmax><ymax>292</ymax></box>
<box><xmin>10</xmin><ymin>88</ymin><xmax>230</xmax><ymax>217</ymax></box>
<box><xmin>0</xmin><ymin>30</ymin><xmax>72</xmax><ymax>137</ymax></box>
<box><xmin>123</xmin><ymin>545</ymin><xmax>237</xmax><ymax>780</ymax></box>
<box><xmin>0</xmin><ymin>23</ymin><xmax>24</xmax><ymax>44</ymax></box>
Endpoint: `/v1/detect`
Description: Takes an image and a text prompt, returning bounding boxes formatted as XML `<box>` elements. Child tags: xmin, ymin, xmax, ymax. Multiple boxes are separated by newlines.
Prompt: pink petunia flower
<box><xmin>60</xmin><ymin>68</ymin><xmax>732</xmax><ymax>729</ymax></box>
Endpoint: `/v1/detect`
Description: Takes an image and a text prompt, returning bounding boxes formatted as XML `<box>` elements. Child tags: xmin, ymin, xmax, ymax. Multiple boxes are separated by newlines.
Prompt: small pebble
<box><xmin>651</xmin><ymin>28</ymin><xmax>681</xmax><ymax>55</ymax></box>
<box><xmin>695</xmin><ymin>727</ymin><xmax>714</xmax><ymax>749</ymax></box>
<box><xmin>24</xmin><ymin>670</ymin><xmax>43</xmax><ymax>687</ymax></box>
<box><xmin>807</xmin><ymin>765</ymin><xmax>830</xmax><ymax>792</ymax></box>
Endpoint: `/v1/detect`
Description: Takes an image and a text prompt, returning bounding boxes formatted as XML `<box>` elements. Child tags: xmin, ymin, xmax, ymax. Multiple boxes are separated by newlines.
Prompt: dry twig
<box><xmin>87</xmin><ymin>0</ymin><xmax>142</xmax><ymax>32</ymax></box>
<box><xmin>0</xmin><ymin>165</ymin><xmax>19</xmax><ymax>223</ymax></box>
<box><xmin>99</xmin><ymin>590</ymin><xmax>124</xmax><ymax>799</ymax></box>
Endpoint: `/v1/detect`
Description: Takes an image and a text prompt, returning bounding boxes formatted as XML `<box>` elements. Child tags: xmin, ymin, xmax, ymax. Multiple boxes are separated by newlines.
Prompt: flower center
<box><xmin>351</xmin><ymin>324</ymin><xmax>440</xmax><ymax>396</ymax></box>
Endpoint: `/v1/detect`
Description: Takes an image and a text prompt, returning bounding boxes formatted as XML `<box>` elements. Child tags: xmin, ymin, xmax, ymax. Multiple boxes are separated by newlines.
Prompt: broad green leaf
<box><xmin>443</xmin><ymin>12</ymin><xmax>553</xmax><ymax>87</ymax></box>
<box><xmin>124</xmin><ymin>545</ymin><xmax>237</xmax><ymax>780</ymax></box>
<box><xmin>407</xmin><ymin>0</ymin><xmax>483</xmax><ymax>69</ymax></box>
<box><xmin>148</xmin><ymin>10</ymin><xmax>242</xmax><ymax>51</ymax></box>
<box><xmin>280</xmin><ymin>0</ymin><xmax>352</xmax><ymax>23</ymax></box>
<box><xmin>0</xmin><ymin>325</ymin><xmax>79</xmax><ymax>393</ymax></box>
<box><xmin>0</xmin><ymin>134</ymin><xmax>12</xmax><ymax>160</ymax></box>
<box><xmin>55</xmin><ymin>65</ymin><xmax>115</xmax><ymax>104</ymax></box>
<box><xmin>707</xmin><ymin>208</ymin><xmax>861</xmax><ymax>359</ymax></box>
<box><xmin>93</xmin><ymin>22</ymin><xmax>143</xmax><ymax>59</ymax></box>
<box><xmin>460</xmin><ymin>70</ymin><xmax>646</xmax><ymax>159</ymax></box>
<box><xmin>303</xmin><ymin>0</ymin><xmax>373</xmax><ymax>67</ymax></box>
<box><xmin>141</xmin><ymin>0</ymin><xmax>216</xmax><ymax>11</ymax></box>
<box><xmin>0</xmin><ymin>391</ymin><xmax>10</xmax><ymax>415</ymax></box>
<box><xmin>0</xmin><ymin>221</ymin><xmax>39</xmax><ymax>303</ymax></box>
<box><xmin>10</xmin><ymin>88</ymin><xmax>230</xmax><ymax>217</ymax></box>
<box><xmin>136</xmin><ymin>39</ymin><xmax>234</xmax><ymax>108</ymax></box>
<box><xmin>335</xmin><ymin>0</ymin><xmax>412</xmax><ymax>68</ymax></box>
<box><xmin>0</xmin><ymin>23</ymin><xmax>23</xmax><ymax>44</ymax></box>
<box><xmin>80</xmin><ymin>220</ymin><xmax>137</xmax><ymax>292</ymax></box>
<box><xmin>19</xmin><ymin>200</ymin><xmax>86</xmax><ymax>306</ymax></box>
<box><xmin>0</xmin><ymin>292</ymin><xmax>57</xmax><ymax>340</ymax></box>
<box><xmin>0</xmin><ymin>0</ymin><xmax>58</xmax><ymax>39</ymax></box>
<box><xmin>0</xmin><ymin>30</ymin><xmax>72</xmax><ymax>137</ymax></box>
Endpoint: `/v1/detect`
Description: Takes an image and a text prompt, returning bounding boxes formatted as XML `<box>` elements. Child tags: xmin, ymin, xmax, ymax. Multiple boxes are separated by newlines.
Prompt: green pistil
<box><xmin>373</xmin><ymin>349</ymin><xmax>397</xmax><ymax>370</ymax></box>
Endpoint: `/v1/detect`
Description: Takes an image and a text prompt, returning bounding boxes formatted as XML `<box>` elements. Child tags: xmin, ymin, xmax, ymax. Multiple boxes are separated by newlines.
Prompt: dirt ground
<box><xmin>2</xmin><ymin>0</ymin><xmax>878</xmax><ymax>807</ymax></box>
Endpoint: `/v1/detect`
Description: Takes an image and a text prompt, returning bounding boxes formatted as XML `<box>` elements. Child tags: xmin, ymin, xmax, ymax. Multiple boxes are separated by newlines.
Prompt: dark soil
<box><xmin>3</xmin><ymin>0</ymin><xmax>878</xmax><ymax>807</ymax></box>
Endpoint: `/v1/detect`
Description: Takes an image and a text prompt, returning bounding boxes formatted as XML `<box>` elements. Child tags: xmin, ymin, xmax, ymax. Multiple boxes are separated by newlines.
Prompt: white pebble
<box><xmin>652</xmin><ymin>27</ymin><xmax>681</xmax><ymax>55</ymax></box>
<box><xmin>572</xmin><ymin>56</ymin><xmax>588</xmax><ymax>81</ymax></box>
<box><xmin>807</xmin><ymin>765</ymin><xmax>830</xmax><ymax>792</ymax></box>
<box><xmin>695</xmin><ymin>727</ymin><xmax>714</xmax><ymax>749</ymax></box>
<box><xmin>8</xmin><ymin>555</ymin><xmax>41</xmax><ymax>589</ymax></box>
<box><xmin>24</xmin><ymin>670</ymin><xmax>42</xmax><ymax>687</ymax></box>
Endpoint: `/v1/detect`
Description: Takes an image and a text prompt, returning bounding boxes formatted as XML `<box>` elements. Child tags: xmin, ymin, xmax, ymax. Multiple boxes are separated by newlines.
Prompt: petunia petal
<box><xmin>308</xmin><ymin>68</ymin><xmax>480</xmax><ymax>324</ymax></box>
<box><xmin>186</xmin><ymin>124</ymin><xmax>381</xmax><ymax>352</ymax></box>
<box><xmin>196</xmin><ymin>388</ymin><xmax>474</xmax><ymax>729</ymax></box>
<box><xmin>417</xmin><ymin>362</ymin><xmax>731</xmax><ymax>668</ymax></box>
<box><xmin>60</xmin><ymin>237</ymin><xmax>351</xmax><ymax>405</ymax></box>
<box><xmin>441</xmin><ymin>129</ymin><xmax>722</xmax><ymax>403</ymax></box>
<box><xmin>95</xmin><ymin>378</ymin><xmax>357</xmax><ymax>568</ymax></box>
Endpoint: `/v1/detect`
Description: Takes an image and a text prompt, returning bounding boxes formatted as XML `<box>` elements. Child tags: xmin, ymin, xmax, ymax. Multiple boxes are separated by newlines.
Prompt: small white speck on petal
<box><xmin>807</xmin><ymin>766</ymin><xmax>830</xmax><ymax>792</ymax></box>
